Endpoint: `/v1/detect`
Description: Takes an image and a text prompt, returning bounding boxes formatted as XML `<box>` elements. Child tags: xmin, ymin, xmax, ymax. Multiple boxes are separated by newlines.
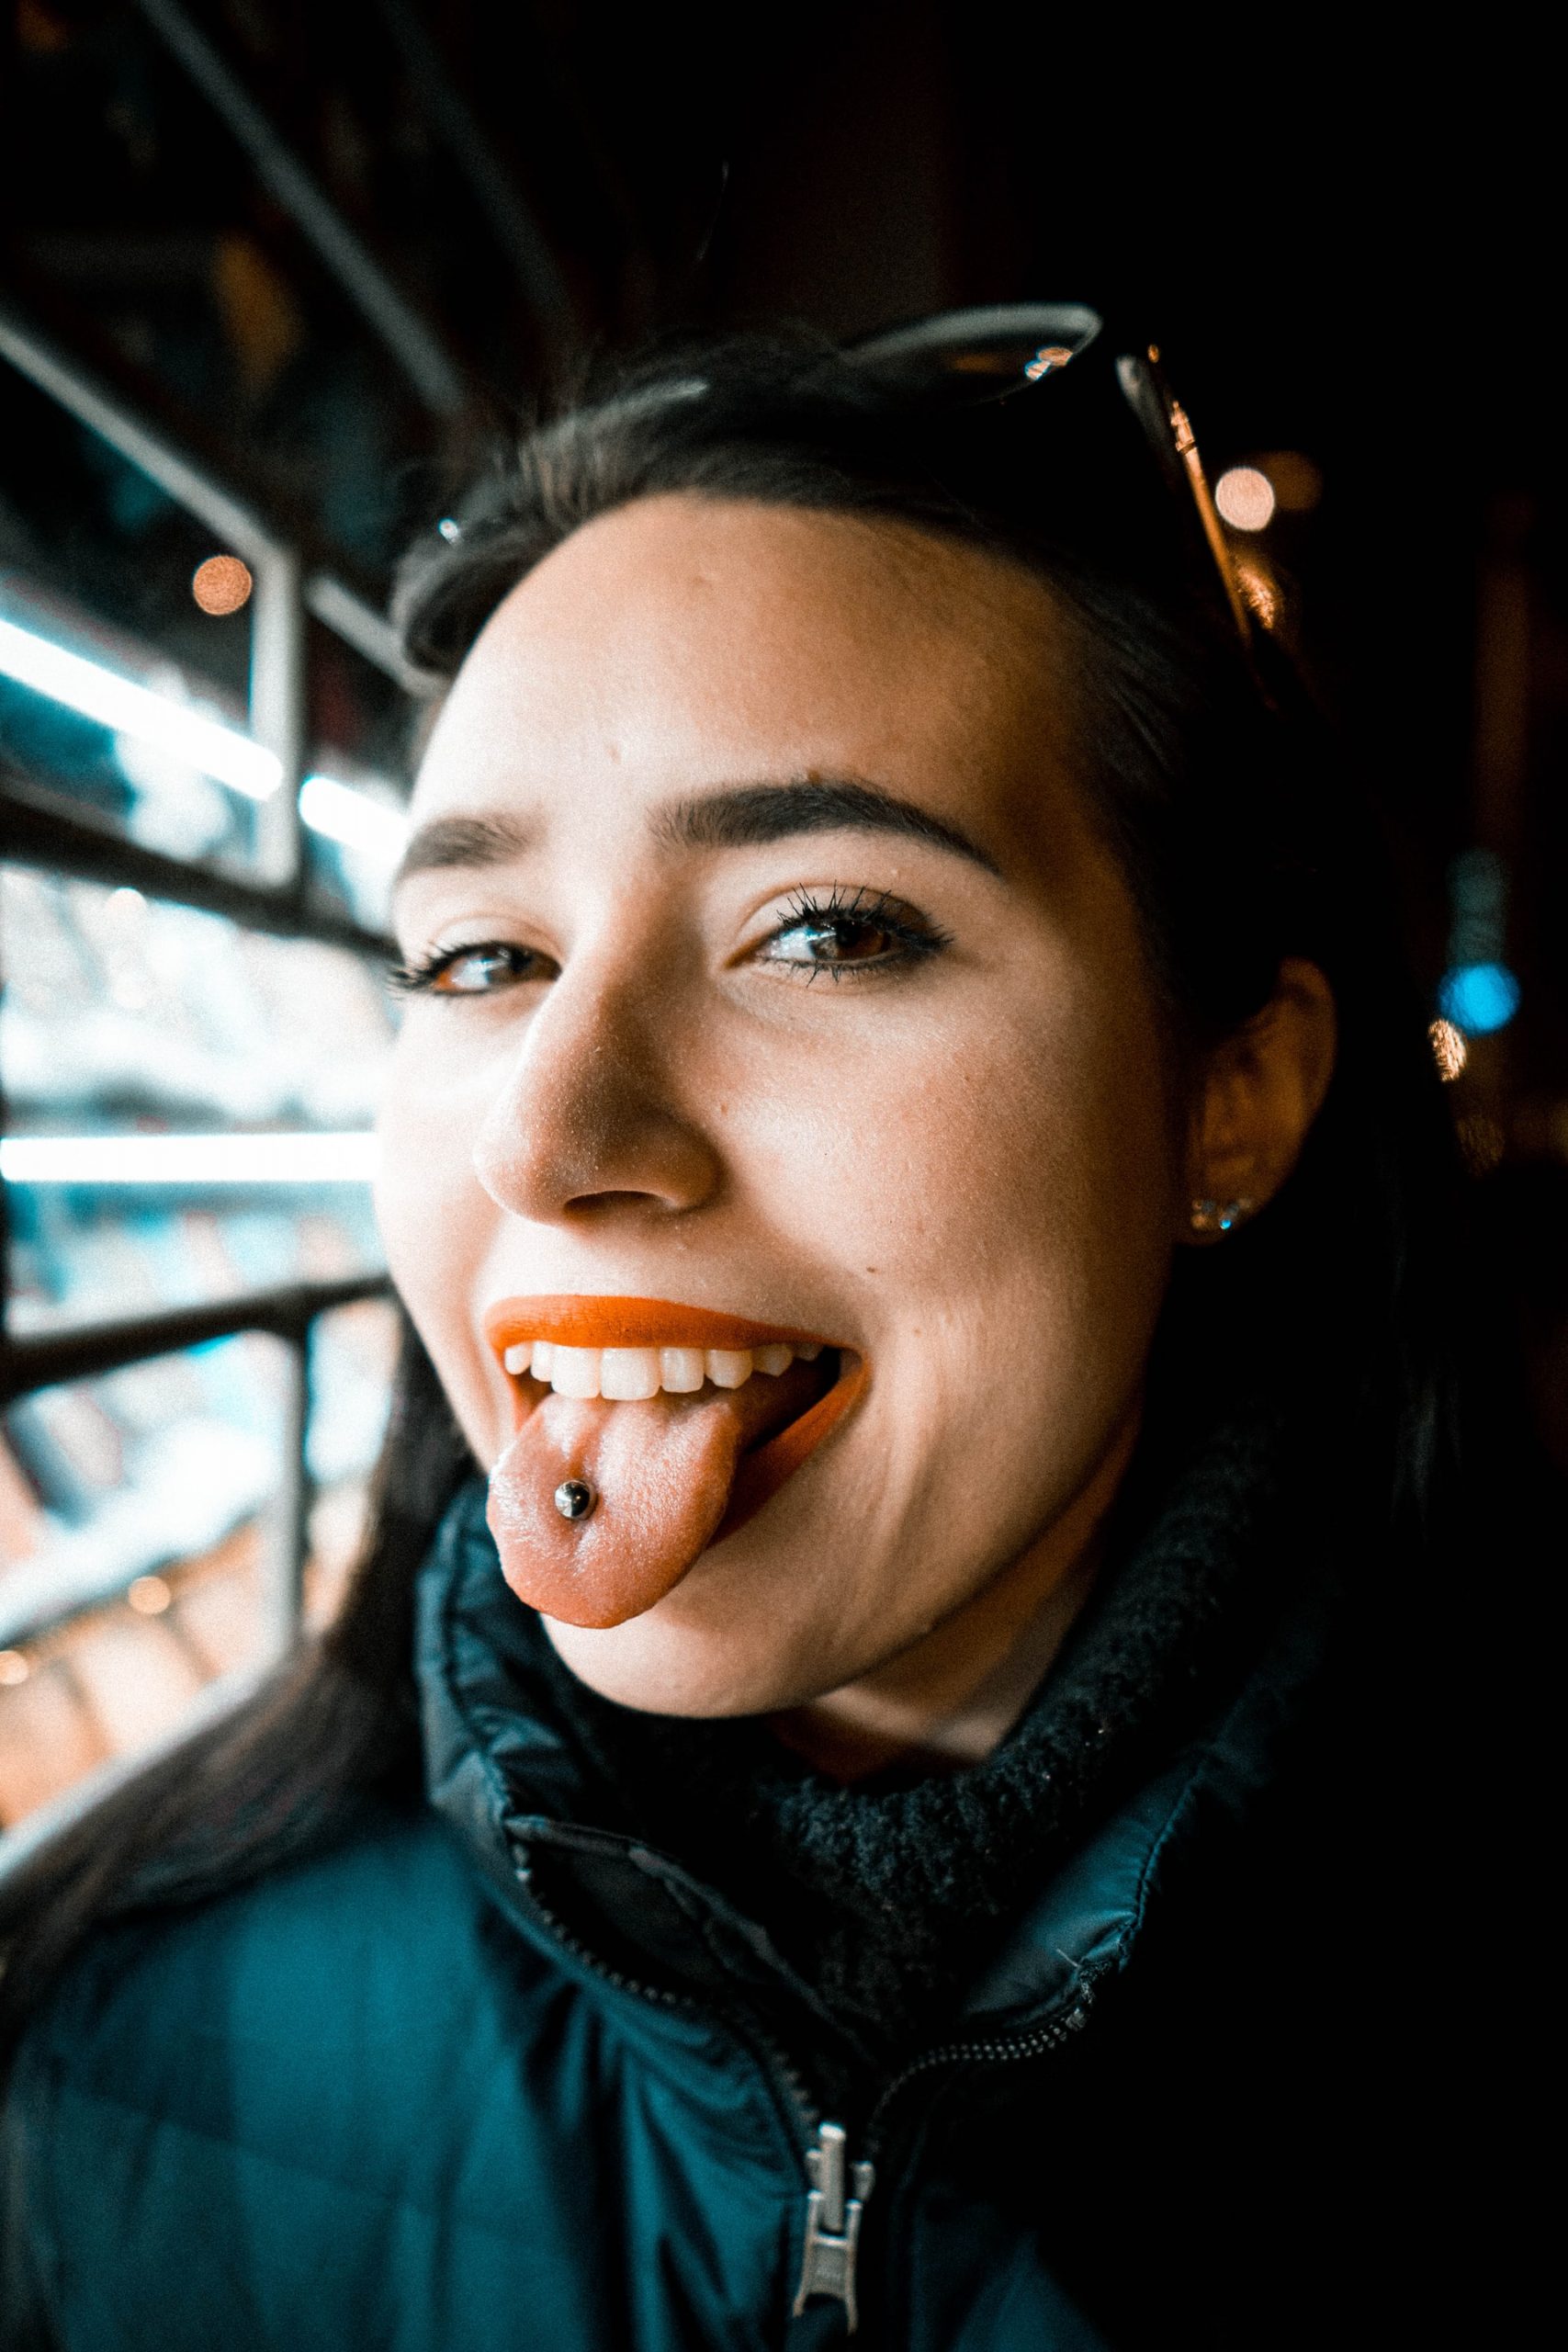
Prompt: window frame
<box><xmin>0</xmin><ymin>299</ymin><xmax>406</xmax><ymax>1884</ymax></box>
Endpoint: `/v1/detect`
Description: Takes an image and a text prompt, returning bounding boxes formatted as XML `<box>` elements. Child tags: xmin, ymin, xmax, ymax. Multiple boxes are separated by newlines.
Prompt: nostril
<box><xmin>562</xmin><ymin>1188</ymin><xmax>688</xmax><ymax>1215</ymax></box>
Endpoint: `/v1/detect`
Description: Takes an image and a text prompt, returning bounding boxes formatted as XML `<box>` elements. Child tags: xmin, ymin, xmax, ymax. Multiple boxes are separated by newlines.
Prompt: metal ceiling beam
<box><xmin>131</xmin><ymin>0</ymin><xmax>469</xmax><ymax>419</ymax></box>
<box><xmin>0</xmin><ymin>300</ymin><xmax>277</xmax><ymax>563</ymax></box>
<box><xmin>373</xmin><ymin>0</ymin><xmax>575</xmax><ymax>345</ymax></box>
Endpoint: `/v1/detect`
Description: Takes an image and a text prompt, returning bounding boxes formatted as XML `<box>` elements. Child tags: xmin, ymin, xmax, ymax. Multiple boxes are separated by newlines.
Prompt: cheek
<box><xmin>732</xmin><ymin>958</ymin><xmax>1179</xmax><ymax>1617</ymax></box>
<box><xmin>730</xmin><ymin>962</ymin><xmax>1178</xmax><ymax>1343</ymax></box>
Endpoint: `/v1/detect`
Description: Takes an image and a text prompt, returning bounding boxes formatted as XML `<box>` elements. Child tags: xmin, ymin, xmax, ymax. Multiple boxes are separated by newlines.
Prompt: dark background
<box><xmin>2</xmin><ymin>0</ymin><xmax>1563</xmax><ymax>1147</ymax></box>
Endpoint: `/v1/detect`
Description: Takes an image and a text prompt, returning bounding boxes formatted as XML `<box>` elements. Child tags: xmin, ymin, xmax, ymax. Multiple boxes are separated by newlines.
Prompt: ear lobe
<box><xmin>1179</xmin><ymin>958</ymin><xmax>1337</xmax><ymax>1245</ymax></box>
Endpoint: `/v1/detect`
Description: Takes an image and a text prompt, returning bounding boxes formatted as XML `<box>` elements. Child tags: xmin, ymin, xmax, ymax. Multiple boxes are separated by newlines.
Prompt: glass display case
<box><xmin>2</xmin><ymin>865</ymin><xmax>393</xmax><ymax>1332</ymax></box>
<box><xmin>0</xmin><ymin>1295</ymin><xmax>399</xmax><ymax>1831</ymax></box>
<box><xmin>0</xmin><ymin>300</ymin><xmax>407</xmax><ymax>1856</ymax></box>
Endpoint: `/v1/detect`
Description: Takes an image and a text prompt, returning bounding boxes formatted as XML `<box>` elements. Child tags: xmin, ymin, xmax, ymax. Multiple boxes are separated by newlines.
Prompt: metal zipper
<box><xmin>793</xmin><ymin>2120</ymin><xmax>876</xmax><ymax>2333</ymax></box>
<box><xmin>860</xmin><ymin>1974</ymin><xmax>1100</xmax><ymax>2165</ymax></box>
<box><xmin>786</xmin><ymin>1981</ymin><xmax>1102</xmax><ymax>2332</ymax></box>
<box><xmin>515</xmin><ymin>1846</ymin><xmax>1100</xmax><ymax>2339</ymax></box>
<box><xmin>514</xmin><ymin>1850</ymin><xmax>878</xmax><ymax>2334</ymax></box>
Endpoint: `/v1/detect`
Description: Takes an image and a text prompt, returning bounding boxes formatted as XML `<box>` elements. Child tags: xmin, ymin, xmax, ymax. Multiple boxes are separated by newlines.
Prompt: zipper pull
<box><xmin>793</xmin><ymin>2120</ymin><xmax>876</xmax><ymax>2333</ymax></box>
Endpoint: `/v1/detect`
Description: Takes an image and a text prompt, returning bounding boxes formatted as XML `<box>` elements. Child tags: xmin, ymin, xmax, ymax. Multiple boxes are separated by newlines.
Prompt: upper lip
<box><xmin>482</xmin><ymin>1295</ymin><xmax>841</xmax><ymax>1359</ymax></box>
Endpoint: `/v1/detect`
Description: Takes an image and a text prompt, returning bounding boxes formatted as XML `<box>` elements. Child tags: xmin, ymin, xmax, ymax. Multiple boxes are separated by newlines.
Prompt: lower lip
<box><xmin>480</xmin><ymin>1294</ymin><xmax>868</xmax><ymax>1544</ymax></box>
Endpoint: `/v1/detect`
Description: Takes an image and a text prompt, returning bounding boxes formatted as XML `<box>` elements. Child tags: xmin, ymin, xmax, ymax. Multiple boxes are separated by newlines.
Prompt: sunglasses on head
<box><xmin>841</xmin><ymin>303</ymin><xmax>1271</xmax><ymax>686</ymax></box>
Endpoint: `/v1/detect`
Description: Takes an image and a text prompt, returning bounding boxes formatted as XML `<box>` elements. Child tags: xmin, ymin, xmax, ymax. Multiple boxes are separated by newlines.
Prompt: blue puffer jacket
<box><xmin>1</xmin><ymin>1466</ymin><xmax>1448</xmax><ymax>2349</ymax></box>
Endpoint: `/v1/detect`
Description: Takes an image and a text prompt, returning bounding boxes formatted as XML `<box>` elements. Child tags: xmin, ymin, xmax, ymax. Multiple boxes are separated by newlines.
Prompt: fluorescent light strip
<box><xmin>299</xmin><ymin>773</ymin><xmax>409</xmax><ymax>860</ymax></box>
<box><xmin>0</xmin><ymin>617</ymin><xmax>418</xmax><ymax>848</ymax></box>
<box><xmin>1</xmin><ymin>1133</ymin><xmax>380</xmax><ymax>1185</ymax></box>
<box><xmin>0</xmin><ymin>616</ymin><xmax>282</xmax><ymax>801</ymax></box>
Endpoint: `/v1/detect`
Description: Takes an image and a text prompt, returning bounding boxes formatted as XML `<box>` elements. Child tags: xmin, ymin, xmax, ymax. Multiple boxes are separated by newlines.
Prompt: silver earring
<box><xmin>554</xmin><ymin>1478</ymin><xmax>596</xmax><ymax>1522</ymax></box>
<box><xmin>1190</xmin><ymin>1196</ymin><xmax>1256</xmax><ymax>1235</ymax></box>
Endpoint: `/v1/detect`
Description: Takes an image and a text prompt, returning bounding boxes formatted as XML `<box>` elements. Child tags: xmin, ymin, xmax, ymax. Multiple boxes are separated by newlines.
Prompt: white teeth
<box><xmin>549</xmin><ymin>1345</ymin><xmax>601</xmax><ymax>1399</ymax></box>
<box><xmin>795</xmin><ymin>1341</ymin><xmax>822</xmax><ymax>1361</ymax></box>
<box><xmin>503</xmin><ymin>1337</ymin><xmax>827</xmax><ymax>1397</ymax></box>
<box><xmin>600</xmin><ymin>1347</ymin><xmax>661</xmax><ymax>1400</ymax></box>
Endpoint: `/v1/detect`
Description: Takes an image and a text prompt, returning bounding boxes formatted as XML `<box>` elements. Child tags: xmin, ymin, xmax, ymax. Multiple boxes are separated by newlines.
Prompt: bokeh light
<box><xmin>1261</xmin><ymin>450</ymin><xmax>1323</xmax><ymax>513</ymax></box>
<box><xmin>1232</xmin><ymin>555</ymin><xmax>1279</xmax><ymax>628</ymax></box>
<box><xmin>1214</xmin><ymin>467</ymin><xmax>1277</xmax><ymax>532</ymax></box>
<box><xmin>1438</xmin><ymin>961</ymin><xmax>1521</xmax><ymax>1036</ymax></box>
<box><xmin>127</xmin><ymin>1574</ymin><xmax>173</xmax><ymax>1616</ymax></box>
<box><xmin>191</xmin><ymin>555</ymin><xmax>254</xmax><ymax>616</ymax></box>
<box><xmin>1428</xmin><ymin>1017</ymin><xmax>1469</xmax><ymax>1080</ymax></box>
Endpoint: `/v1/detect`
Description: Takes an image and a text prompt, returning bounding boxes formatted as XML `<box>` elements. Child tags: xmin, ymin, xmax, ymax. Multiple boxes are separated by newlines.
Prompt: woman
<box><xmin>0</xmin><ymin>310</ymin><xmax>1522</xmax><ymax>2347</ymax></box>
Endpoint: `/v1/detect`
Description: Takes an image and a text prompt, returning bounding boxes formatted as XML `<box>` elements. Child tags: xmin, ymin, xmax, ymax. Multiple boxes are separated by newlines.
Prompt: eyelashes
<box><xmin>760</xmin><ymin>885</ymin><xmax>951</xmax><ymax>980</ymax></box>
<box><xmin>389</xmin><ymin>885</ymin><xmax>950</xmax><ymax>1000</ymax></box>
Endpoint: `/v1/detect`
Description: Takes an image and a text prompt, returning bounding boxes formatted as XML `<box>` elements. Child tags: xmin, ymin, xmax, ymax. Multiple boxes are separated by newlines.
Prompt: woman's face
<box><xmin>378</xmin><ymin>494</ymin><xmax>1188</xmax><ymax>1714</ymax></box>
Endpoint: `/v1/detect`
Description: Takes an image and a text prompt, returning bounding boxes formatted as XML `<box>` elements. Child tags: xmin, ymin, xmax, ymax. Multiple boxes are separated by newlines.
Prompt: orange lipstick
<box><xmin>481</xmin><ymin>1295</ymin><xmax>867</xmax><ymax>1625</ymax></box>
<box><xmin>483</xmin><ymin>1295</ymin><xmax>834</xmax><ymax>1354</ymax></box>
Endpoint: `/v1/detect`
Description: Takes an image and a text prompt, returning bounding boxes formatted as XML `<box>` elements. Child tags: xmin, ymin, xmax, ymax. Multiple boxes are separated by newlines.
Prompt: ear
<box><xmin>1179</xmin><ymin>958</ymin><xmax>1338</xmax><ymax>1245</ymax></box>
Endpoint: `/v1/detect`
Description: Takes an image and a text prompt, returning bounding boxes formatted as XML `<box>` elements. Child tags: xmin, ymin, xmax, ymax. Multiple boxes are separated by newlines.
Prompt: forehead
<box><xmin>411</xmin><ymin>495</ymin><xmax>1080</xmax><ymax>844</ymax></box>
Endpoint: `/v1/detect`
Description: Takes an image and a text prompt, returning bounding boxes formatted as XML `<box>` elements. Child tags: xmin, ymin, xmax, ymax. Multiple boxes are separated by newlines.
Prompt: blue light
<box><xmin>1438</xmin><ymin>961</ymin><xmax>1521</xmax><ymax>1035</ymax></box>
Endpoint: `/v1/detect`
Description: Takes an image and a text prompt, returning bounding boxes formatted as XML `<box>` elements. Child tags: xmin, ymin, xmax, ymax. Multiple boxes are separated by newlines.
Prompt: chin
<box><xmin>541</xmin><ymin>1616</ymin><xmax>782</xmax><ymax>1717</ymax></box>
<box><xmin>539</xmin><ymin>1572</ymin><xmax>856</xmax><ymax>1719</ymax></box>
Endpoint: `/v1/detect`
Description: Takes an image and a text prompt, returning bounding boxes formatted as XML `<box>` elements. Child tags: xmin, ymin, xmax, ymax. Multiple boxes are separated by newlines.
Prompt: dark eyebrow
<box><xmin>391</xmin><ymin>811</ymin><xmax>538</xmax><ymax>895</ymax></box>
<box><xmin>650</xmin><ymin>779</ymin><xmax>1002</xmax><ymax>876</ymax></box>
<box><xmin>391</xmin><ymin>777</ymin><xmax>1001</xmax><ymax>898</ymax></box>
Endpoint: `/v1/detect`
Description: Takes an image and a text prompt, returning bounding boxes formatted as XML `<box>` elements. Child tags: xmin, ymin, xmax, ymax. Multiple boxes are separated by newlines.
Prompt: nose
<box><xmin>470</xmin><ymin>956</ymin><xmax>722</xmax><ymax>1227</ymax></box>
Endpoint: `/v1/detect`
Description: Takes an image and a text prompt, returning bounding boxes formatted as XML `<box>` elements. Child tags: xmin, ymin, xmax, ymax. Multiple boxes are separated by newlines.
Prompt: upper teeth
<box><xmin>501</xmin><ymin>1339</ymin><xmax>821</xmax><ymax>1398</ymax></box>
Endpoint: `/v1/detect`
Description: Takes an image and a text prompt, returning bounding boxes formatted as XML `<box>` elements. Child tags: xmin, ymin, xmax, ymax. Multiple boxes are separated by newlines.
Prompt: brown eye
<box><xmin>391</xmin><ymin>942</ymin><xmax>556</xmax><ymax>997</ymax></box>
<box><xmin>767</xmin><ymin>915</ymin><xmax>900</xmax><ymax>968</ymax></box>
<box><xmin>432</xmin><ymin>946</ymin><xmax>525</xmax><ymax>994</ymax></box>
<box><xmin>759</xmin><ymin>888</ymin><xmax>947</xmax><ymax>980</ymax></box>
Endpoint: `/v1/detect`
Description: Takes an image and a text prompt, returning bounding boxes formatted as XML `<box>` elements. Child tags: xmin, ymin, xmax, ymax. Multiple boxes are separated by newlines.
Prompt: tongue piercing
<box><xmin>554</xmin><ymin>1478</ymin><xmax>596</xmax><ymax>1522</ymax></box>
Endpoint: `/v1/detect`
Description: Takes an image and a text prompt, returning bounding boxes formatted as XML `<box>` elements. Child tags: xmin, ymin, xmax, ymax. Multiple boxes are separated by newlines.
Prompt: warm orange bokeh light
<box><xmin>1261</xmin><ymin>450</ymin><xmax>1323</xmax><ymax>514</ymax></box>
<box><xmin>1428</xmin><ymin>1018</ymin><xmax>1469</xmax><ymax>1081</ymax></box>
<box><xmin>1215</xmin><ymin>467</ymin><xmax>1277</xmax><ymax>533</ymax></box>
<box><xmin>191</xmin><ymin>554</ymin><xmax>254</xmax><ymax>616</ymax></box>
<box><xmin>1232</xmin><ymin>554</ymin><xmax>1279</xmax><ymax>629</ymax></box>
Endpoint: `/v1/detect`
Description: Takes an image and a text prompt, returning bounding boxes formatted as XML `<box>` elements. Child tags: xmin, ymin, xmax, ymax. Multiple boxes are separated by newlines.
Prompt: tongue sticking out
<box><xmin>487</xmin><ymin>1356</ymin><xmax>838</xmax><ymax>1629</ymax></box>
